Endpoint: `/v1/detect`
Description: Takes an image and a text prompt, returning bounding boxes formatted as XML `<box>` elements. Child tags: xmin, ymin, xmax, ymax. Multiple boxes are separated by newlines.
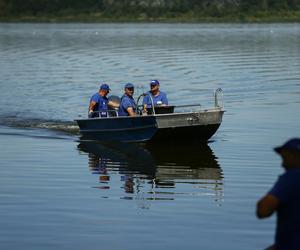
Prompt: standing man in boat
<box><xmin>88</xmin><ymin>83</ymin><xmax>116</xmax><ymax>118</ymax></box>
<box><xmin>118</xmin><ymin>83</ymin><xmax>137</xmax><ymax>116</ymax></box>
<box><xmin>143</xmin><ymin>80</ymin><xmax>168</xmax><ymax>113</ymax></box>
<box><xmin>256</xmin><ymin>138</ymin><xmax>300</xmax><ymax>250</ymax></box>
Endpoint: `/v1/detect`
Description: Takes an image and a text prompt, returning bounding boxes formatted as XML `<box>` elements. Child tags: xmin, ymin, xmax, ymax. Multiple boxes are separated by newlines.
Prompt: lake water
<box><xmin>0</xmin><ymin>23</ymin><xmax>299</xmax><ymax>250</ymax></box>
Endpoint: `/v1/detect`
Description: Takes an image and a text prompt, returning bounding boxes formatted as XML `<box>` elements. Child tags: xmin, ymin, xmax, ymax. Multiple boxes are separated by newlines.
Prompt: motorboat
<box><xmin>75</xmin><ymin>88</ymin><xmax>224</xmax><ymax>143</ymax></box>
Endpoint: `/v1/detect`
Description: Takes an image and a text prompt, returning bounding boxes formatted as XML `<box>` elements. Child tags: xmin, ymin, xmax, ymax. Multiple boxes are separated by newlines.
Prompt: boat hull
<box><xmin>150</xmin><ymin>124</ymin><xmax>221</xmax><ymax>143</ymax></box>
<box><xmin>77</xmin><ymin>116</ymin><xmax>157</xmax><ymax>142</ymax></box>
<box><xmin>75</xmin><ymin>109</ymin><xmax>224</xmax><ymax>143</ymax></box>
<box><xmin>151</xmin><ymin>109</ymin><xmax>223</xmax><ymax>142</ymax></box>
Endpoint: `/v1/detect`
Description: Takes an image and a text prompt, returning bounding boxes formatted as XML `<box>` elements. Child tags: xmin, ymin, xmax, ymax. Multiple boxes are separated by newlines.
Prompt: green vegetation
<box><xmin>0</xmin><ymin>0</ymin><xmax>299</xmax><ymax>22</ymax></box>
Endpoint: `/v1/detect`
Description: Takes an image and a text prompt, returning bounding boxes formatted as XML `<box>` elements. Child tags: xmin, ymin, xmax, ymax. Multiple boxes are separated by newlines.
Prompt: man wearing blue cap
<box><xmin>118</xmin><ymin>83</ymin><xmax>137</xmax><ymax>116</ymax></box>
<box><xmin>257</xmin><ymin>138</ymin><xmax>300</xmax><ymax>250</ymax></box>
<box><xmin>143</xmin><ymin>80</ymin><xmax>168</xmax><ymax>113</ymax></box>
<box><xmin>89</xmin><ymin>83</ymin><xmax>116</xmax><ymax>118</ymax></box>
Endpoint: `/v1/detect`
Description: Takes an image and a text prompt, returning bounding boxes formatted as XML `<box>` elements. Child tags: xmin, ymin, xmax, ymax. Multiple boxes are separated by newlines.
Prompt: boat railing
<box><xmin>173</xmin><ymin>104</ymin><xmax>201</xmax><ymax>113</ymax></box>
<box><xmin>135</xmin><ymin>88</ymin><xmax>223</xmax><ymax>115</ymax></box>
<box><xmin>214</xmin><ymin>88</ymin><xmax>223</xmax><ymax>108</ymax></box>
<box><xmin>89</xmin><ymin>88</ymin><xmax>224</xmax><ymax>118</ymax></box>
<box><xmin>136</xmin><ymin>93</ymin><xmax>155</xmax><ymax>115</ymax></box>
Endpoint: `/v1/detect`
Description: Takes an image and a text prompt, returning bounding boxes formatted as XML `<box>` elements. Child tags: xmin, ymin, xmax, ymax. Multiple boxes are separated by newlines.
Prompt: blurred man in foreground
<box><xmin>256</xmin><ymin>138</ymin><xmax>300</xmax><ymax>250</ymax></box>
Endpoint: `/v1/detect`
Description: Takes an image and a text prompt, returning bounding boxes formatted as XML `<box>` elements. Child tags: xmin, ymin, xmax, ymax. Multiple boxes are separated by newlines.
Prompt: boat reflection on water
<box><xmin>77</xmin><ymin>141</ymin><xmax>223</xmax><ymax>207</ymax></box>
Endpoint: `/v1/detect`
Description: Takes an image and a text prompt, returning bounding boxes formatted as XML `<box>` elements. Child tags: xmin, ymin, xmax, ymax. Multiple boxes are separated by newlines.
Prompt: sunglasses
<box><xmin>127</xmin><ymin>87</ymin><xmax>134</xmax><ymax>91</ymax></box>
<box><xmin>150</xmin><ymin>84</ymin><xmax>157</xmax><ymax>88</ymax></box>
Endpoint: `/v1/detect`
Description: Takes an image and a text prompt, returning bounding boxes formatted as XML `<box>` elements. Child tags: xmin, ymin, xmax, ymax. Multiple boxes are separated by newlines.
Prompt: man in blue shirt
<box><xmin>89</xmin><ymin>83</ymin><xmax>116</xmax><ymax>118</ymax></box>
<box><xmin>256</xmin><ymin>138</ymin><xmax>300</xmax><ymax>250</ymax></box>
<box><xmin>118</xmin><ymin>83</ymin><xmax>137</xmax><ymax>116</ymax></box>
<box><xmin>143</xmin><ymin>80</ymin><xmax>168</xmax><ymax>113</ymax></box>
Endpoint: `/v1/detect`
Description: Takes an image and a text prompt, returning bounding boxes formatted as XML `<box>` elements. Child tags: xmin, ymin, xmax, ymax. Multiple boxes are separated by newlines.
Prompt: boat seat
<box><xmin>147</xmin><ymin>106</ymin><xmax>175</xmax><ymax>115</ymax></box>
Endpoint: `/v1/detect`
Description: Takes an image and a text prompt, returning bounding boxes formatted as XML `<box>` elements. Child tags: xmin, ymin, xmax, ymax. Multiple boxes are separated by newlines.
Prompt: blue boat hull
<box><xmin>77</xmin><ymin>116</ymin><xmax>157</xmax><ymax>142</ymax></box>
<box><xmin>76</xmin><ymin>109</ymin><xmax>224</xmax><ymax>143</ymax></box>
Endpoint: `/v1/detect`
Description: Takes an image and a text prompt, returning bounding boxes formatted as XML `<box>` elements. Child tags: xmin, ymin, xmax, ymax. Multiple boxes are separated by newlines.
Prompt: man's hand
<box><xmin>88</xmin><ymin>110</ymin><xmax>94</xmax><ymax>118</ymax></box>
<box><xmin>127</xmin><ymin>107</ymin><xmax>136</xmax><ymax>116</ymax></box>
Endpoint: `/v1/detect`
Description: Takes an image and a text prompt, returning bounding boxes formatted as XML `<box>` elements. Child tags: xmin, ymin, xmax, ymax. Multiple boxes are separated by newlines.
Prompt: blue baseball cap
<box><xmin>124</xmin><ymin>83</ymin><xmax>134</xmax><ymax>89</ymax></box>
<box><xmin>150</xmin><ymin>80</ymin><xmax>160</xmax><ymax>86</ymax></box>
<box><xmin>100</xmin><ymin>83</ymin><xmax>111</xmax><ymax>92</ymax></box>
<box><xmin>274</xmin><ymin>138</ymin><xmax>300</xmax><ymax>153</ymax></box>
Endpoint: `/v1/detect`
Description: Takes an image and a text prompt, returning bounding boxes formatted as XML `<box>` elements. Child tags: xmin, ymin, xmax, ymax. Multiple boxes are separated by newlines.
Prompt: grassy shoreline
<box><xmin>1</xmin><ymin>10</ymin><xmax>300</xmax><ymax>23</ymax></box>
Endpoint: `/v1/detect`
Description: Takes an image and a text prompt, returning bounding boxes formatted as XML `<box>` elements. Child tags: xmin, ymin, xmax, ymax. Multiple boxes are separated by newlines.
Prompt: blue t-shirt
<box><xmin>118</xmin><ymin>94</ymin><xmax>137</xmax><ymax>116</ymax></box>
<box><xmin>269</xmin><ymin>168</ymin><xmax>300</xmax><ymax>250</ymax></box>
<box><xmin>90</xmin><ymin>93</ymin><xmax>109</xmax><ymax>117</ymax></box>
<box><xmin>142</xmin><ymin>91</ymin><xmax>168</xmax><ymax>108</ymax></box>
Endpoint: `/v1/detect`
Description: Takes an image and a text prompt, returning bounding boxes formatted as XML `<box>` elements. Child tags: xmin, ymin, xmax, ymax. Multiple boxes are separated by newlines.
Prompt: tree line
<box><xmin>0</xmin><ymin>0</ymin><xmax>299</xmax><ymax>20</ymax></box>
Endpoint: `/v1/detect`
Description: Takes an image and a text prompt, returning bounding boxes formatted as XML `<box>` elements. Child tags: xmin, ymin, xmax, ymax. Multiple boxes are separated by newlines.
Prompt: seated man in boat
<box><xmin>118</xmin><ymin>83</ymin><xmax>137</xmax><ymax>116</ymax></box>
<box><xmin>143</xmin><ymin>80</ymin><xmax>168</xmax><ymax>113</ymax></box>
<box><xmin>88</xmin><ymin>83</ymin><xmax>118</xmax><ymax>118</ymax></box>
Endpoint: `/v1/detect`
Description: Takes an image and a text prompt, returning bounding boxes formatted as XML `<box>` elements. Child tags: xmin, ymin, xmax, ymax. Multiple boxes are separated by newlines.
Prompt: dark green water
<box><xmin>0</xmin><ymin>23</ymin><xmax>299</xmax><ymax>250</ymax></box>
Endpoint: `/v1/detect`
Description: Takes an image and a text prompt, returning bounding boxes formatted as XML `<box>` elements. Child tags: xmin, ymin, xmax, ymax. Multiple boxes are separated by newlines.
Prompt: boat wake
<box><xmin>0</xmin><ymin>115</ymin><xmax>79</xmax><ymax>134</ymax></box>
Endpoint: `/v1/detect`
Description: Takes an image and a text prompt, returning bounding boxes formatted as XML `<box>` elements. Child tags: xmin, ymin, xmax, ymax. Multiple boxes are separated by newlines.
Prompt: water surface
<box><xmin>0</xmin><ymin>23</ymin><xmax>299</xmax><ymax>250</ymax></box>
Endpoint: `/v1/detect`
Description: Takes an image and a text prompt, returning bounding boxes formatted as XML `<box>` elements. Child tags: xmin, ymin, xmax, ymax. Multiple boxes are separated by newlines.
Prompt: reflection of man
<box><xmin>256</xmin><ymin>138</ymin><xmax>300</xmax><ymax>250</ymax></box>
<box><xmin>121</xmin><ymin>175</ymin><xmax>134</xmax><ymax>194</ymax></box>
<box><xmin>87</xmin><ymin>153</ymin><xmax>110</xmax><ymax>188</ymax></box>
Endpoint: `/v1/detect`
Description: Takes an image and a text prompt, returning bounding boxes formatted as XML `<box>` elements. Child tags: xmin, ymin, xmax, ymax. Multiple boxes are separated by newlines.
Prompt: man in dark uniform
<box><xmin>89</xmin><ymin>83</ymin><xmax>115</xmax><ymax>118</ymax></box>
<box><xmin>118</xmin><ymin>83</ymin><xmax>137</xmax><ymax>117</ymax></box>
<box><xmin>257</xmin><ymin>138</ymin><xmax>300</xmax><ymax>250</ymax></box>
<box><xmin>143</xmin><ymin>80</ymin><xmax>168</xmax><ymax>113</ymax></box>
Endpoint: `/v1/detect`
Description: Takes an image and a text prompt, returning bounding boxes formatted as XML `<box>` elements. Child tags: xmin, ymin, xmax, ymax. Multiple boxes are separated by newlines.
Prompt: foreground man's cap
<box><xmin>274</xmin><ymin>138</ymin><xmax>300</xmax><ymax>153</ymax></box>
